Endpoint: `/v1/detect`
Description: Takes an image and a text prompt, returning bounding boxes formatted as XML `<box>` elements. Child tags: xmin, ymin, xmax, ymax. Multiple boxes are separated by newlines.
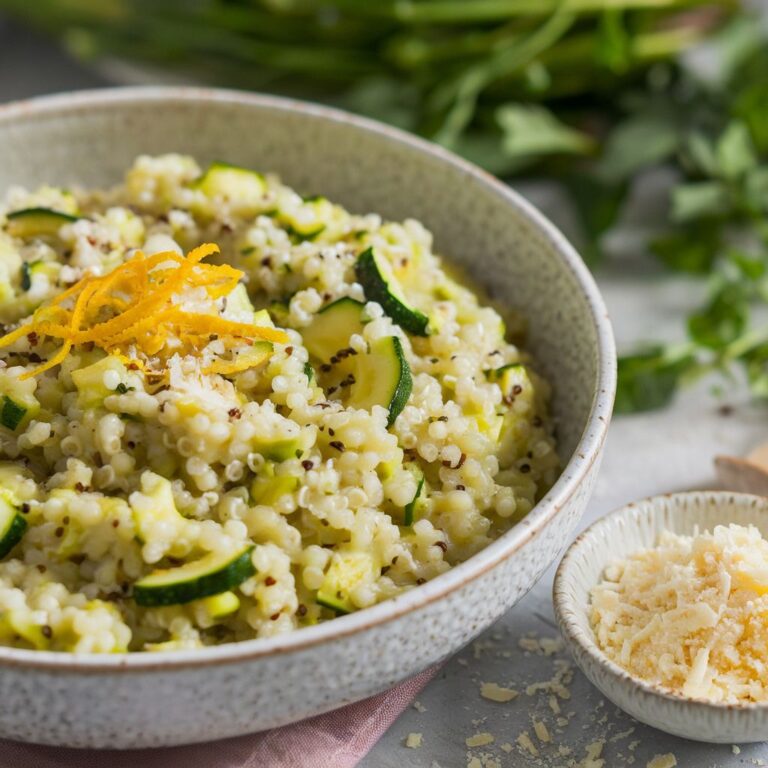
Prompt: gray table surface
<box><xmin>1</xmin><ymin>16</ymin><xmax>766</xmax><ymax>767</ymax></box>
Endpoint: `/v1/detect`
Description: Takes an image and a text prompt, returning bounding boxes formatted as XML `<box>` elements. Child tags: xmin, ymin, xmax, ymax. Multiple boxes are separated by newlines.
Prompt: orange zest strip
<box><xmin>171</xmin><ymin>312</ymin><xmax>289</xmax><ymax>343</ymax></box>
<box><xmin>0</xmin><ymin>321</ymin><xmax>35</xmax><ymax>348</ymax></box>
<box><xmin>0</xmin><ymin>242</ymin><xmax>289</xmax><ymax>379</ymax></box>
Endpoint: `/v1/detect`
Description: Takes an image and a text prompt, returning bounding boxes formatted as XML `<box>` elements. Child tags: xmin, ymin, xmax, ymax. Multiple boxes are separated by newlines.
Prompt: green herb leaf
<box><xmin>715</xmin><ymin>121</ymin><xmax>757</xmax><ymax>180</ymax></box>
<box><xmin>594</xmin><ymin>10</ymin><xmax>631</xmax><ymax>74</ymax></box>
<box><xmin>495</xmin><ymin>104</ymin><xmax>593</xmax><ymax>162</ymax></box>
<box><xmin>671</xmin><ymin>181</ymin><xmax>730</xmax><ymax>223</ymax></box>
<box><xmin>597</xmin><ymin>113</ymin><xmax>679</xmax><ymax>184</ymax></box>
<box><xmin>563</xmin><ymin>174</ymin><xmax>627</xmax><ymax>266</ymax></box>
<box><xmin>727</xmin><ymin>250</ymin><xmax>765</xmax><ymax>281</ymax></box>
<box><xmin>687</xmin><ymin>284</ymin><xmax>749</xmax><ymax>350</ymax></box>
<box><xmin>616</xmin><ymin>346</ymin><xmax>697</xmax><ymax>414</ymax></box>
<box><xmin>650</xmin><ymin>225</ymin><xmax>721</xmax><ymax>275</ymax></box>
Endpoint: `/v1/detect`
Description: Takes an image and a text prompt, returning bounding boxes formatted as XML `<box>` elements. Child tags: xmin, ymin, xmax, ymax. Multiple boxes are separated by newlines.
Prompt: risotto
<box><xmin>0</xmin><ymin>155</ymin><xmax>558</xmax><ymax>652</ymax></box>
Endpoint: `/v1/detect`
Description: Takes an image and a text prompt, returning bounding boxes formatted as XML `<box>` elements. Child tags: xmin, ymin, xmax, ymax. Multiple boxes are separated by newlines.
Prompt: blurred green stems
<box><xmin>431</xmin><ymin>8</ymin><xmax>576</xmax><ymax>145</ymax></box>
<box><xmin>325</xmin><ymin>0</ymin><xmax>717</xmax><ymax>24</ymax></box>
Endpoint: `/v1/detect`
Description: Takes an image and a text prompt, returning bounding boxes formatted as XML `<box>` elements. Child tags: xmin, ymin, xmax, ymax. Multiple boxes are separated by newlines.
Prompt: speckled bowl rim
<box><xmin>0</xmin><ymin>86</ymin><xmax>616</xmax><ymax>671</ymax></box>
<box><xmin>554</xmin><ymin>490</ymin><xmax>768</xmax><ymax>712</ymax></box>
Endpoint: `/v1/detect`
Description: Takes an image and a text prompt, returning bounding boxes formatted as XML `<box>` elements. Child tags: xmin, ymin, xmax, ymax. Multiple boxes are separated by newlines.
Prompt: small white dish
<box><xmin>554</xmin><ymin>491</ymin><xmax>768</xmax><ymax>743</ymax></box>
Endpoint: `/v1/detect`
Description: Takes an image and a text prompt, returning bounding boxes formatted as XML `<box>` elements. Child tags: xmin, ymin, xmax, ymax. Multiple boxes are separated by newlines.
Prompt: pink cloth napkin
<box><xmin>0</xmin><ymin>667</ymin><xmax>438</xmax><ymax>768</ymax></box>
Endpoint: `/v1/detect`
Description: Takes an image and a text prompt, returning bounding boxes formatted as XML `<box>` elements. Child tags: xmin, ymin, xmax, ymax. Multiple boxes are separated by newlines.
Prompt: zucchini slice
<box><xmin>348</xmin><ymin>336</ymin><xmax>412</xmax><ymax>427</ymax></box>
<box><xmin>250</xmin><ymin>469</ymin><xmax>299</xmax><ymax>505</ymax></box>
<box><xmin>487</xmin><ymin>363</ymin><xmax>536</xmax><ymax>411</ymax></box>
<box><xmin>0</xmin><ymin>611</ymin><xmax>48</xmax><ymax>650</ymax></box>
<box><xmin>317</xmin><ymin>551</ymin><xmax>376</xmax><ymax>614</ymax></box>
<box><xmin>20</xmin><ymin>260</ymin><xmax>60</xmax><ymax>292</ymax></box>
<box><xmin>403</xmin><ymin>464</ymin><xmax>425</xmax><ymax>526</ymax></box>
<box><xmin>197</xmin><ymin>590</ymin><xmax>240</xmax><ymax>619</ymax></box>
<box><xmin>0</xmin><ymin>496</ymin><xmax>27</xmax><ymax>559</ymax></box>
<box><xmin>355</xmin><ymin>248</ymin><xmax>429</xmax><ymax>336</ymax></box>
<box><xmin>131</xmin><ymin>473</ymin><xmax>188</xmax><ymax>545</ymax></box>
<box><xmin>193</xmin><ymin>162</ymin><xmax>266</xmax><ymax>203</ymax></box>
<box><xmin>134</xmin><ymin>545</ymin><xmax>255</xmax><ymax>607</ymax></box>
<box><xmin>71</xmin><ymin>355</ymin><xmax>131</xmax><ymax>409</ymax></box>
<box><xmin>0</xmin><ymin>375</ymin><xmax>40</xmax><ymax>432</ymax></box>
<box><xmin>267</xmin><ymin>300</ymin><xmax>291</xmax><ymax>327</ymax></box>
<box><xmin>20</xmin><ymin>263</ymin><xmax>31</xmax><ymax>292</ymax></box>
<box><xmin>302</xmin><ymin>297</ymin><xmax>365</xmax><ymax>363</ymax></box>
<box><xmin>278</xmin><ymin>196</ymin><xmax>331</xmax><ymax>242</ymax></box>
<box><xmin>6</xmin><ymin>208</ymin><xmax>79</xmax><ymax>239</ymax></box>
<box><xmin>0</xmin><ymin>396</ymin><xmax>28</xmax><ymax>431</ymax></box>
<box><xmin>486</xmin><ymin>362</ymin><xmax>523</xmax><ymax>385</ymax></box>
<box><xmin>252</xmin><ymin>436</ymin><xmax>304</xmax><ymax>462</ymax></box>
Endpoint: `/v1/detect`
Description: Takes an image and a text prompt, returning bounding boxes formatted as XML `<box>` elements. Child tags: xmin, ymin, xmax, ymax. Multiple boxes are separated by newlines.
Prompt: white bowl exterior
<box><xmin>0</xmin><ymin>458</ymin><xmax>601</xmax><ymax>749</ymax></box>
<box><xmin>555</xmin><ymin>491</ymin><xmax>768</xmax><ymax>744</ymax></box>
<box><xmin>0</xmin><ymin>87</ymin><xmax>615</xmax><ymax>748</ymax></box>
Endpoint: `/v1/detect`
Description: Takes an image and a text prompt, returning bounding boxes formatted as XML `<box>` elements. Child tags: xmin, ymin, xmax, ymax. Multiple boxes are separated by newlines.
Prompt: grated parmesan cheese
<box><xmin>576</xmin><ymin>739</ymin><xmax>604</xmax><ymax>768</ymax></box>
<box><xmin>532</xmin><ymin>718</ymin><xmax>551</xmax><ymax>743</ymax></box>
<box><xmin>516</xmin><ymin>731</ymin><xmax>539</xmax><ymax>757</ymax></box>
<box><xmin>405</xmin><ymin>733</ymin><xmax>423</xmax><ymax>749</ymax></box>
<box><xmin>479</xmin><ymin>681</ymin><xmax>518</xmax><ymax>702</ymax></box>
<box><xmin>465</xmin><ymin>732</ymin><xmax>494</xmax><ymax>748</ymax></box>
<box><xmin>647</xmin><ymin>754</ymin><xmax>677</xmax><ymax>768</ymax></box>
<box><xmin>591</xmin><ymin>523</ymin><xmax>768</xmax><ymax>703</ymax></box>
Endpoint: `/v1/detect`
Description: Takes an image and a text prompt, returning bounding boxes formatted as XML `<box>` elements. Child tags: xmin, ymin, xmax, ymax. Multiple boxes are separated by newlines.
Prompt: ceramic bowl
<box><xmin>555</xmin><ymin>491</ymin><xmax>768</xmax><ymax>743</ymax></box>
<box><xmin>0</xmin><ymin>86</ymin><xmax>615</xmax><ymax>748</ymax></box>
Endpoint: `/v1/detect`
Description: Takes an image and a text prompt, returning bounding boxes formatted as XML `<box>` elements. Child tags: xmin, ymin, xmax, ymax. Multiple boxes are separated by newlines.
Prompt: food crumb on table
<box><xmin>532</xmin><ymin>717</ymin><xmax>551</xmax><ymax>743</ymax></box>
<box><xmin>646</xmin><ymin>754</ymin><xmax>677</xmax><ymax>768</ymax></box>
<box><xmin>576</xmin><ymin>739</ymin><xmax>605</xmax><ymax>768</ymax></box>
<box><xmin>479</xmin><ymin>681</ymin><xmax>519</xmax><ymax>702</ymax></box>
<box><xmin>516</xmin><ymin>730</ymin><xmax>539</xmax><ymax>757</ymax></box>
<box><xmin>405</xmin><ymin>732</ymin><xmax>423</xmax><ymax>749</ymax></box>
<box><xmin>465</xmin><ymin>732</ymin><xmax>494</xmax><ymax>748</ymax></box>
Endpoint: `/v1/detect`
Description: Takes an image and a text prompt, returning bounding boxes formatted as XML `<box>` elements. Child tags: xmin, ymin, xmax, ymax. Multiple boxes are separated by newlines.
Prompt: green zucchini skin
<box><xmin>382</xmin><ymin>336</ymin><xmax>412</xmax><ymax>426</ymax></box>
<box><xmin>348</xmin><ymin>335</ymin><xmax>412</xmax><ymax>427</ymax></box>
<box><xmin>0</xmin><ymin>500</ymin><xmax>27</xmax><ymax>560</ymax></box>
<box><xmin>20</xmin><ymin>262</ymin><xmax>32</xmax><ymax>291</ymax></box>
<box><xmin>355</xmin><ymin>248</ymin><xmax>429</xmax><ymax>336</ymax></box>
<box><xmin>316</xmin><ymin>594</ymin><xmax>351</xmax><ymax>615</ymax></box>
<box><xmin>316</xmin><ymin>551</ymin><xmax>376</xmax><ymax>615</ymax></box>
<box><xmin>485</xmin><ymin>363</ymin><xmax>524</xmax><ymax>381</ymax></box>
<box><xmin>193</xmin><ymin>161</ymin><xmax>266</xmax><ymax>192</ymax></box>
<box><xmin>134</xmin><ymin>546</ymin><xmax>256</xmax><ymax>607</ymax></box>
<box><xmin>403</xmin><ymin>471</ymin><xmax>425</xmax><ymax>526</ymax></box>
<box><xmin>6</xmin><ymin>208</ymin><xmax>79</xmax><ymax>238</ymax></box>
<box><xmin>0</xmin><ymin>396</ymin><xmax>27</xmax><ymax>431</ymax></box>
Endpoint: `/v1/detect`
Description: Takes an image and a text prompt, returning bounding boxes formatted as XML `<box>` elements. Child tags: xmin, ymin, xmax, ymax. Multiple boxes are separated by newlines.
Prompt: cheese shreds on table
<box><xmin>516</xmin><ymin>731</ymin><xmax>538</xmax><ymax>757</ymax></box>
<box><xmin>465</xmin><ymin>732</ymin><xmax>494</xmax><ymax>748</ymax></box>
<box><xmin>646</xmin><ymin>755</ymin><xmax>677</xmax><ymax>768</ymax></box>
<box><xmin>479</xmin><ymin>681</ymin><xmax>518</xmax><ymax>702</ymax></box>
<box><xmin>405</xmin><ymin>733</ymin><xmax>423</xmax><ymax>749</ymax></box>
<box><xmin>532</xmin><ymin>718</ymin><xmax>551</xmax><ymax>743</ymax></box>
<box><xmin>591</xmin><ymin>523</ymin><xmax>768</xmax><ymax>702</ymax></box>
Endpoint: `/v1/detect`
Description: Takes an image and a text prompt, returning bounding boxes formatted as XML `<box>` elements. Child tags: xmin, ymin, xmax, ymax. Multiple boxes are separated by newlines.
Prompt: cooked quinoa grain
<box><xmin>0</xmin><ymin>155</ymin><xmax>558</xmax><ymax>652</ymax></box>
